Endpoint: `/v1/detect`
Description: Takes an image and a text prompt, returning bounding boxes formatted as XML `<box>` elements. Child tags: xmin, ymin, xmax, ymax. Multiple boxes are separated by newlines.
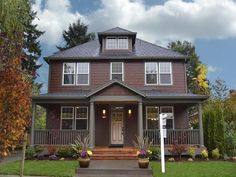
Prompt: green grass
<box><xmin>0</xmin><ymin>160</ymin><xmax>77</xmax><ymax>177</ymax></box>
<box><xmin>151</xmin><ymin>161</ymin><xmax>236</xmax><ymax>177</ymax></box>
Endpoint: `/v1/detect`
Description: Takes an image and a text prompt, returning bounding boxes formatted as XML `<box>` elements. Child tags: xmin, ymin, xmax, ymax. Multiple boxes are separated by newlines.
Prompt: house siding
<box><xmin>48</xmin><ymin>60</ymin><xmax>186</xmax><ymax>93</ymax></box>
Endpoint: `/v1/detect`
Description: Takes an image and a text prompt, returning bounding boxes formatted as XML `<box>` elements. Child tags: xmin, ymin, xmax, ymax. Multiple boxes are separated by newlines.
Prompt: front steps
<box><xmin>92</xmin><ymin>147</ymin><xmax>137</xmax><ymax>160</ymax></box>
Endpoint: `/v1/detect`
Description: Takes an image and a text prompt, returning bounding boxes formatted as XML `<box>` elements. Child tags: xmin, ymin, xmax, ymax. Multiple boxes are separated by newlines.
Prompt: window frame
<box><xmin>145</xmin><ymin>62</ymin><xmax>158</xmax><ymax>85</ymax></box>
<box><xmin>160</xmin><ymin>106</ymin><xmax>174</xmax><ymax>129</ymax></box>
<box><xmin>106</xmin><ymin>36</ymin><xmax>128</xmax><ymax>50</ymax></box>
<box><xmin>110</xmin><ymin>62</ymin><xmax>124</xmax><ymax>81</ymax></box>
<box><xmin>76</xmin><ymin>62</ymin><xmax>90</xmax><ymax>85</ymax></box>
<box><xmin>106</xmin><ymin>36</ymin><xmax>118</xmax><ymax>49</ymax></box>
<box><xmin>75</xmin><ymin>106</ymin><xmax>88</xmax><ymax>130</ymax></box>
<box><xmin>60</xmin><ymin>106</ymin><xmax>74</xmax><ymax>130</ymax></box>
<box><xmin>62</xmin><ymin>63</ymin><xmax>76</xmax><ymax>86</ymax></box>
<box><xmin>159</xmin><ymin>62</ymin><xmax>172</xmax><ymax>85</ymax></box>
<box><xmin>145</xmin><ymin>106</ymin><xmax>159</xmax><ymax>129</ymax></box>
<box><xmin>118</xmin><ymin>36</ymin><xmax>128</xmax><ymax>49</ymax></box>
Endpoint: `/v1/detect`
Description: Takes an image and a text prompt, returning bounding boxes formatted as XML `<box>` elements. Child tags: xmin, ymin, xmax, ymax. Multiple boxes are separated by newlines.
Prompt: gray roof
<box><xmin>98</xmin><ymin>27</ymin><xmax>136</xmax><ymax>34</ymax></box>
<box><xmin>46</xmin><ymin>38</ymin><xmax>186</xmax><ymax>61</ymax></box>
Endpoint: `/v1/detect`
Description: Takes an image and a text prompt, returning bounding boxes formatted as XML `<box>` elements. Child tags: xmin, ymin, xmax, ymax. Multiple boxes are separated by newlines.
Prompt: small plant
<box><xmin>71</xmin><ymin>135</ymin><xmax>92</xmax><ymax>159</ymax></box>
<box><xmin>25</xmin><ymin>147</ymin><xmax>36</xmax><ymax>159</ymax></box>
<box><xmin>188</xmin><ymin>147</ymin><xmax>196</xmax><ymax>159</ymax></box>
<box><xmin>201</xmin><ymin>149</ymin><xmax>208</xmax><ymax>159</ymax></box>
<box><xmin>47</xmin><ymin>146</ymin><xmax>57</xmax><ymax>155</ymax></box>
<box><xmin>212</xmin><ymin>148</ymin><xmax>220</xmax><ymax>159</ymax></box>
<box><xmin>133</xmin><ymin>136</ymin><xmax>153</xmax><ymax>159</ymax></box>
<box><xmin>168</xmin><ymin>141</ymin><xmax>187</xmax><ymax>159</ymax></box>
<box><xmin>34</xmin><ymin>146</ymin><xmax>44</xmax><ymax>156</ymax></box>
<box><xmin>149</xmin><ymin>146</ymin><xmax>160</xmax><ymax>161</ymax></box>
<box><xmin>57</xmin><ymin>146</ymin><xmax>74</xmax><ymax>158</ymax></box>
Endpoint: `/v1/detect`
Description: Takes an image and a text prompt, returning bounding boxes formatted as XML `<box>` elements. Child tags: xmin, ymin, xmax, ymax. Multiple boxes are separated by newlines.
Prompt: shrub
<box><xmin>188</xmin><ymin>147</ymin><xmax>196</xmax><ymax>159</ymax></box>
<box><xmin>225</xmin><ymin>122</ymin><xmax>236</xmax><ymax>157</ymax></box>
<box><xmin>47</xmin><ymin>146</ymin><xmax>57</xmax><ymax>155</ymax></box>
<box><xmin>201</xmin><ymin>149</ymin><xmax>208</xmax><ymax>159</ymax></box>
<box><xmin>57</xmin><ymin>146</ymin><xmax>74</xmax><ymax>158</ymax></box>
<box><xmin>149</xmin><ymin>146</ymin><xmax>160</xmax><ymax>161</ymax></box>
<box><xmin>25</xmin><ymin>147</ymin><xmax>36</xmax><ymax>159</ymax></box>
<box><xmin>168</xmin><ymin>141</ymin><xmax>187</xmax><ymax>159</ymax></box>
<box><xmin>34</xmin><ymin>146</ymin><xmax>44</xmax><ymax>155</ymax></box>
<box><xmin>212</xmin><ymin>148</ymin><xmax>220</xmax><ymax>159</ymax></box>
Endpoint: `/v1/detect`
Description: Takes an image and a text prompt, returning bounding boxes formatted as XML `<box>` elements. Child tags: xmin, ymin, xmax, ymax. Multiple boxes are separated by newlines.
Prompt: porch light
<box><xmin>128</xmin><ymin>109</ymin><xmax>132</xmax><ymax>117</ymax></box>
<box><xmin>102</xmin><ymin>109</ymin><xmax>106</xmax><ymax>119</ymax></box>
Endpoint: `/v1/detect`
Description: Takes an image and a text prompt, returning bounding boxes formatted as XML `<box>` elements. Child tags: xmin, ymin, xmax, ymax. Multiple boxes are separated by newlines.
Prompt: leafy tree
<box><xmin>193</xmin><ymin>64</ymin><xmax>209</xmax><ymax>94</ymax></box>
<box><xmin>57</xmin><ymin>19</ymin><xmax>95</xmax><ymax>51</ymax></box>
<box><xmin>211</xmin><ymin>79</ymin><xmax>229</xmax><ymax>100</ymax></box>
<box><xmin>168</xmin><ymin>41</ymin><xmax>205</xmax><ymax>94</ymax></box>
<box><xmin>0</xmin><ymin>0</ymin><xmax>32</xmax><ymax>158</ymax></box>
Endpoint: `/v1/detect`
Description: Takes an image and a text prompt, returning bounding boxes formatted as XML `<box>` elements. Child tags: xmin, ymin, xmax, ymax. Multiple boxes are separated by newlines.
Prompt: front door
<box><xmin>111</xmin><ymin>111</ymin><xmax>124</xmax><ymax>145</ymax></box>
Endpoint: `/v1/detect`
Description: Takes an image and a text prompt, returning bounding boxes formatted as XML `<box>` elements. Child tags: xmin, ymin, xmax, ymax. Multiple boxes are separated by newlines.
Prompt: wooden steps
<box><xmin>92</xmin><ymin>147</ymin><xmax>137</xmax><ymax>160</ymax></box>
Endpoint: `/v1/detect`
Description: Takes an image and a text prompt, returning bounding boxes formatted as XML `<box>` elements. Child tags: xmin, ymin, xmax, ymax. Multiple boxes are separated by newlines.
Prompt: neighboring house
<box><xmin>32</xmin><ymin>27</ymin><xmax>208</xmax><ymax>148</ymax></box>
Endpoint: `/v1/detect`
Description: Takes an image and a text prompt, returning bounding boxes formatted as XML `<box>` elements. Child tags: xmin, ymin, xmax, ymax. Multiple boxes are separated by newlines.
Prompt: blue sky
<box><xmin>33</xmin><ymin>0</ymin><xmax>236</xmax><ymax>93</ymax></box>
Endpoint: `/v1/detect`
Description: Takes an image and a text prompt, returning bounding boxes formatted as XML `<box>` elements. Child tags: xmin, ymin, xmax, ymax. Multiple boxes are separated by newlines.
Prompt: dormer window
<box><xmin>106</xmin><ymin>36</ymin><xmax>128</xmax><ymax>49</ymax></box>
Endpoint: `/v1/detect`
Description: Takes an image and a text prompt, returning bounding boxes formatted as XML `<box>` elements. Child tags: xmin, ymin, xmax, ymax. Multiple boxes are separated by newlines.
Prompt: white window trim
<box><xmin>60</xmin><ymin>106</ymin><xmax>74</xmax><ymax>130</ymax></box>
<box><xmin>75</xmin><ymin>106</ymin><xmax>88</xmax><ymax>130</ymax></box>
<box><xmin>76</xmin><ymin>63</ymin><xmax>90</xmax><ymax>86</ymax></box>
<box><xmin>145</xmin><ymin>106</ymin><xmax>159</xmax><ymax>129</ymax></box>
<box><xmin>159</xmin><ymin>62</ymin><xmax>173</xmax><ymax>85</ymax></box>
<box><xmin>118</xmin><ymin>36</ymin><xmax>128</xmax><ymax>49</ymax></box>
<box><xmin>106</xmin><ymin>36</ymin><xmax>118</xmax><ymax>49</ymax></box>
<box><xmin>145</xmin><ymin>62</ymin><xmax>158</xmax><ymax>85</ymax></box>
<box><xmin>110</xmin><ymin>62</ymin><xmax>124</xmax><ymax>81</ymax></box>
<box><xmin>62</xmin><ymin>63</ymin><xmax>76</xmax><ymax>86</ymax></box>
<box><xmin>160</xmin><ymin>106</ymin><xmax>174</xmax><ymax>129</ymax></box>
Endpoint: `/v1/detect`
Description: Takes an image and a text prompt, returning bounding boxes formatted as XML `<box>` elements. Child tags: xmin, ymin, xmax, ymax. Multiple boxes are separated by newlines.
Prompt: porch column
<box><xmin>198</xmin><ymin>103</ymin><xmax>204</xmax><ymax>146</ymax></box>
<box><xmin>30</xmin><ymin>103</ymin><xmax>36</xmax><ymax>147</ymax></box>
<box><xmin>89</xmin><ymin>102</ymin><xmax>95</xmax><ymax>148</ymax></box>
<box><xmin>138</xmin><ymin>102</ymin><xmax>143</xmax><ymax>139</ymax></box>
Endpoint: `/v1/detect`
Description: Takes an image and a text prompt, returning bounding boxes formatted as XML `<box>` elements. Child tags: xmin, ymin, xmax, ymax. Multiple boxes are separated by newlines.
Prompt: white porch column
<box><xmin>138</xmin><ymin>102</ymin><xmax>143</xmax><ymax>139</ymax></box>
<box><xmin>30</xmin><ymin>103</ymin><xmax>36</xmax><ymax>147</ymax></box>
<box><xmin>198</xmin><ymin>103</ymin><xmax>204</xmax><ymax>146</ymax></box>
<box><xmin>89</xmin><ymin>102</ymin><xmax>95</xmax><ymax>148</ymax></box>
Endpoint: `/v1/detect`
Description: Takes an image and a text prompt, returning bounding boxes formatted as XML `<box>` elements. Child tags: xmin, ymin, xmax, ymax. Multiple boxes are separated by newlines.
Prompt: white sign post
<box><xmin>160</xmin><ymin>113</ymin><xmax>167</xmax><ymax>173</ymax></box>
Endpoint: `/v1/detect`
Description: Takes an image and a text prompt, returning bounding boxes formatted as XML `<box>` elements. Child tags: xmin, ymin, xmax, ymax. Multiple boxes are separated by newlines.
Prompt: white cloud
<box><xmin>208</xmin><ymin>65</ymin><xmax>221</xmax><ymax>72</ymax></box>
<box><xmin>33</xmin><ymin>0</ymin><xmax>236</xmax><ymax>47</ymax></box>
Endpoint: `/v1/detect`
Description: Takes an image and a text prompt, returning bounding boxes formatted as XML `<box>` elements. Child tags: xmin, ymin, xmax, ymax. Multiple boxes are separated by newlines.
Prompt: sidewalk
<box><xmin>0</xmin><ymin>151</ymin><xmax>22</xmax><ymax>164</ymax></box>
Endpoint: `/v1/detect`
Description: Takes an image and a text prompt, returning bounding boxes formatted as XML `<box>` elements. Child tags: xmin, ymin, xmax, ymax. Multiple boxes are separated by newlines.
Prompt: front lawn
<box><xmin>0</xmin><ymin>160</ymin><xmax>77</xmax><ymax>177</ymax></box>
<box><xmin>151</xmin><ymin>161</ymin><xmax>236</xmax><ymax>177</ymax></box>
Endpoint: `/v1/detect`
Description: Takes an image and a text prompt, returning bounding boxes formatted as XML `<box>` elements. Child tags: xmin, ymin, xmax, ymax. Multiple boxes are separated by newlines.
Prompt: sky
<box><xmin>32</xmin><ymin>0</ymin><xmax>236</xmax><ymax>93</ymax></box>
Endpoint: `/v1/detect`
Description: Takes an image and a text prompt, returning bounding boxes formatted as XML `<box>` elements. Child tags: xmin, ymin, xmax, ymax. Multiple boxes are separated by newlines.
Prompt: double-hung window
<box><xmin>159</xmin><ymin>62</ymin><xmax>172</xmax><ymax>85</ymax></box>
<box><xmin>77</xmin><ymin>63</ymin><xmax>89</xmax><ymax>85</ymax></box>
<box><xmin>75</xmin><ymin>107</ymin><xmax>88</xmax><ymax>130</ymax></box>
<box><xmin>61</xmin><ymin>107</ymin><xmax>74</xmax><ymax>129</ymax></box>
<box><xmin>146</xmin><ymin>106</ymin><xmax>159</xmax><ymax>129</ymax></box>
<box><xmin>63</xmin><ymin>63</ymin><xmax>76</xmax><ymax>85</ymax></box>
<box><xmin>106</xmin><ymin>36</ymin><xmax>128</xmax><ymax>49</ymax></box>
<box><xmin>111</xmin><ymin>62</ymin><xmax>123</xmax><ymax>81</ymax></box>
<box><xmin>145</xmin><ymin>62</ymin><xmax>158</xmax><ymax>85</ymax></box>
<box><xmin>160</xmin><ymin>106</ymin><xmax>174</xmax><ymax>129</ymax></box>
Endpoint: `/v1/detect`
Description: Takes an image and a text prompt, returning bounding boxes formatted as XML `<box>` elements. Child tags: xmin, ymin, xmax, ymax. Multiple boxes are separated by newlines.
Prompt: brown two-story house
<box><xmin>32</xmin><ymin>27</ymin><xmax>207</xmax><ymax>149</ymax></box>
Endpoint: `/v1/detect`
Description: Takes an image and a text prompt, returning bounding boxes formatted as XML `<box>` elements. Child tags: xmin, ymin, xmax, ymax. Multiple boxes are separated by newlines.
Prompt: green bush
<box><xmin>201</xmin><ymin>149</ymin><xmax>208</xmax><ymax>159</ymax></box>
<box><xmin>149</xmin><ymin>146</ymin><xmax>160</xmax><ymax>161</ymax></box>
<box><xmin>25</xmin><ymin>147</ymin><xmax>36</xmax><ymax>159</ymax></box>
<box><xmin>212</xmin><ymin>148</ymin><xmax>220</xmax><ymax>159</ymax></box>
<box><xmin>34</xmin><ymin>146</ymin><xmax>44</xmax><ymax>155</ymax></box>
<box><xmin>188</xmin><ymin>147</ymin><xmax>196</xmax><ymax>159</ymax></box>
<box><xmin>57</xmin><ymin>146</ymin><xmax>74</xmax><ymax>158</ymax></box>
<box><xmin>225</xmin><ymin>122</ymin><xmax>236</xmax><ymax>157</ymax></box>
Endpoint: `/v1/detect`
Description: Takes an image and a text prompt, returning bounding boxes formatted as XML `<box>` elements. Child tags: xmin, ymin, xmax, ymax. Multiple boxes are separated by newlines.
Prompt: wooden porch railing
<box><xmin>34</xmin><ymin>129</ymin><xmax>89</xmax><ymax>145</ymax></box>
<box><xmin>144</xmin><ymin>129</ymin><xmax>200</xmax><ymax>145</ymax></box>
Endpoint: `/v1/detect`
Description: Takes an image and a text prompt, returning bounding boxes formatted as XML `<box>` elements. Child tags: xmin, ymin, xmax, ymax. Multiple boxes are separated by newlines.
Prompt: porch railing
<box><xmin>34</xmin><ymin>129</ymin><xmax>89</xmax><ymax>145</ymax></box>
<box><xmin>144</xmin><ymin>129</ymin><xmax>200</xmax><ymax>145</ymax></box>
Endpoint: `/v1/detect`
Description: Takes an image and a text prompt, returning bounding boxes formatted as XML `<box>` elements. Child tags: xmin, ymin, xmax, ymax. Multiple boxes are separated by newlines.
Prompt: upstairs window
<box><xmin>77</xmin><ymin>63</ymin><xmax>89</xmax><ymax>85</ymax></box>
<box><xmin>106</xmin><ymin>36</ymin><xmax>128</xmax><ymax>49</ymax></box>
<box><xmin>159</xmin><ymin>62</ymin><xmax>172</xmax><ymax>85</ymax></box>
<box><xmin>145</xmin><ymin>62</ymin><xmax>158</xmax><ymax>85</ymax></box>
<box><xmin>63</xmin><ymin>62</ymin><xmax>89</xmax><ymax>85</ymax></box>
<box><xmin>63</xmin><ymin>63</ymin><xmax>75</xmax><ymax>85</ymax></box>
<box><xmin>145</xmin><ymin>62</ymin><xmax>172</xmax><ymax>85</ymax></box>
<box><xmin>110</xmin><ymin>62</ymin><xmax>124</xmax><ymax>81</ymax></box>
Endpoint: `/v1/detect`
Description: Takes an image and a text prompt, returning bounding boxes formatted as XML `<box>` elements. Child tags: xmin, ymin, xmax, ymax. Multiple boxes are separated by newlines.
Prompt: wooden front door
<box><xmin>111</xmin><ymin>111</ymin><xmax>124</xmax><ymax>145</ymax></box>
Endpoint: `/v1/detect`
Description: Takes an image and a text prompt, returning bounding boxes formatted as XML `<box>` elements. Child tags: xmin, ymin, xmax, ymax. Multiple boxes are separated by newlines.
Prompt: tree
<box><xmin>211</xmin><ymin>79</ymin><xmax>229</xmax><ymax>100</ymax></box>
<box><xmin>0</xmin><ymin>0</ymin><xmax>32</xmax><ymax>158</ymax></box>
<box><xmin>57</xmin><ymin>19</ymin><xmax>95</xmax><ymax>51</ymax></box>
<box><xmin>193</xmin><ymin>64</ymin><xmax>209</xmax><ymax>94</ymax></box>
<box><xmin>22</xmin><ymin>2</ymin><xmax>44</xmax><ymax>78</ymax></box>
<box><xmin>168</xmin><ymin>41</ymin><xmax>204</xmax><ymax>94</ymax></box>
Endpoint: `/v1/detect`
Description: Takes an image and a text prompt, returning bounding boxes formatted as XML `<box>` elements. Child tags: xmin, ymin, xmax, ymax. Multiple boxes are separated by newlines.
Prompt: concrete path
<box><xmin>0</xmin><ymin>151</ymin><xmax>22</xmax><ymax>164</ymax></box>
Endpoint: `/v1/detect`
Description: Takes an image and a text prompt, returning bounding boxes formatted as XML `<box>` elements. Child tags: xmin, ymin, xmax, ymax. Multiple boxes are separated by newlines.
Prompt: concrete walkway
<box><xmin>0</xmin><ymin>151</ymin><xmax>22</xmax><ymax>164</ymax></box>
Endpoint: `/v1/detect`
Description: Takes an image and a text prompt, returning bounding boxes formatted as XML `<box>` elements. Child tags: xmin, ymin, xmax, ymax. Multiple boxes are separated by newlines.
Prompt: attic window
<box><xmin>106</xmin><ymin>36</ymin><xmax>128</xmax><ymax>49</ymax></box>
